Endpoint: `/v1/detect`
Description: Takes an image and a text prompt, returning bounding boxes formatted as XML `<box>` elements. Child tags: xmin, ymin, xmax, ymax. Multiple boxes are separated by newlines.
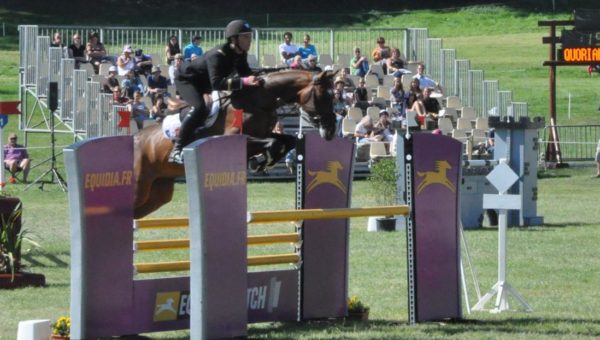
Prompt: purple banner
<box><xmin>247</xmin><ymin>270</ymin><xmax>299</xmax><ymax>323</ymax></box>
<box><xmin>301</xmin><ymin>133</ymin><xmax>354</xmax><ymax>319</ymax></box>
<box><xmin>411</xmin><ymin>133</ymin><xmax>462</xmax><ymax>322</ymax></box>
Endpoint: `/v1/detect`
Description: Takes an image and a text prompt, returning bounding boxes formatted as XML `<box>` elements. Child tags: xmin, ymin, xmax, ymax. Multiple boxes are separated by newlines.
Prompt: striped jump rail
<box><xmin>134</xmin><ymin>233</ymin><xmax>301</xmax><ymax>251</ymax></box>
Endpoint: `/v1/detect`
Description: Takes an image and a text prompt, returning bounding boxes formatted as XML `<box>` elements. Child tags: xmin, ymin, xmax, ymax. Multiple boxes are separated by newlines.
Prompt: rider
<box><xmin>169</xmin><ymin>19</ymin><xmax>260</xmax><ymax>164</ymax></box>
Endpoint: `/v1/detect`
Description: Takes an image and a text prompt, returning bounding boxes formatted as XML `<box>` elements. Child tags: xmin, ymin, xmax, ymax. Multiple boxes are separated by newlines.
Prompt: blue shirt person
<box><xmin>183</xmin><ymin>35</ymin><xmax>204</xmax><ymax>61</ymax></box>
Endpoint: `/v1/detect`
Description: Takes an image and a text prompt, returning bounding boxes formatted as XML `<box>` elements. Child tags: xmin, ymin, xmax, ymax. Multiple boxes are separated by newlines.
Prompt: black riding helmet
<box><xmin>225</xmin><ymin>20</ymin><xmax>252</xmax><ymax>39</ymax></box>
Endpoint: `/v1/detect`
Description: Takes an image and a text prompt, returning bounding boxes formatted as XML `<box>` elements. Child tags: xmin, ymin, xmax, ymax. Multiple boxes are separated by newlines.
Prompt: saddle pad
<box><xmin>161</xmin><ymin>91</ymin><xmax>222</xmax><ymax>140</ymax></box>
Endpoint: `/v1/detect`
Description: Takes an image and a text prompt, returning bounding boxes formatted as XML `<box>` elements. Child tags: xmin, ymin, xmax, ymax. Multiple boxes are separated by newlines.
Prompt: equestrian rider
<box><xmin>169</xmin><ymin>19</ymin><xmax>260</xmax><ymax>164</ymax></box>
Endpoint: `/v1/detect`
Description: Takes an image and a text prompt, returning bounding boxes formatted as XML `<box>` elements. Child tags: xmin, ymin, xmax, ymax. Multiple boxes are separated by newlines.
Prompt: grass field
<box><xmin>1</xmin><ymin>5</ymin><xmax>600</xmax><ymax>339</ymax></box>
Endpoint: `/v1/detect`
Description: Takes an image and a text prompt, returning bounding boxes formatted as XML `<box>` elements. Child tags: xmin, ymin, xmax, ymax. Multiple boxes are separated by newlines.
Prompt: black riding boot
<box><xmin>168</xmin><ymin>109</ymin><xmax>199</xmax><ymax>164</ymax></box>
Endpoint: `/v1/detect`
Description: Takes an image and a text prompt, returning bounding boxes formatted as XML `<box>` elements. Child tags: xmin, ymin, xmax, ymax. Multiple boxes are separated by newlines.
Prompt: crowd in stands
<box><xmin>49</xmin><ymin>30</ymin><xmax>488</xmax><ymax>161</ymax></box>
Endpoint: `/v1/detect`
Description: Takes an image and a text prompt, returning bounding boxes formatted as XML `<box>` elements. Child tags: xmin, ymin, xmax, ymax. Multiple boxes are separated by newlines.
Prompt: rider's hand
<box><xmin>242</xmin><ymin>75</ymin><xmax>260</xmax><ymax>87</ymax></box>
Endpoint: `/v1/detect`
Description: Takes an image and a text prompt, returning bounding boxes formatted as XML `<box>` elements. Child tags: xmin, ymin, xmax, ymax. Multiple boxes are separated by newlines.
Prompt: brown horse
<box><xmin>133</xmin><ymin>69</ymin><xmax>338</xmax><ymax>218</ymax></box>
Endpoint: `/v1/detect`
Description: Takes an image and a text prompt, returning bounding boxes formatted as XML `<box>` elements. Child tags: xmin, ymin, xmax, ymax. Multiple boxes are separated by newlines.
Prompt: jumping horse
<box><xmin>133</xmin><ymin>69</ymin><xmax>338</xmax><ymax>218</ymax></box>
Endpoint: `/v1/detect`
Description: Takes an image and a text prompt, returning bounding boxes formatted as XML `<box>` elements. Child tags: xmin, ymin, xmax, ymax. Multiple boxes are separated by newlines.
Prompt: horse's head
<box><xmin>299</xmin><ymin>70</ymin><xmax>339</xmax><ymax>140</ymax></box>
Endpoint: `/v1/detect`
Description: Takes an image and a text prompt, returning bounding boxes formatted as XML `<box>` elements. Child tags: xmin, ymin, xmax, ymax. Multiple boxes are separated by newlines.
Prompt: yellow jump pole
<box><xmin>247</xmin><ymin>205</ymin><xmax>410</xmax><ymax>224</ymax></box>
<box><xmin>135</xmin><ymin>253</ymin><xmax>302</xmax><ymax>274</ymax></box>
<box><xmin>134</xmin><ymin>218</ymin><xmax>189</xmax><ymax>229</ymax></box>
<box><xmin>134</xmin><ymin>233</ymin><xmax>300</xmax><ymax>252</ymax></box>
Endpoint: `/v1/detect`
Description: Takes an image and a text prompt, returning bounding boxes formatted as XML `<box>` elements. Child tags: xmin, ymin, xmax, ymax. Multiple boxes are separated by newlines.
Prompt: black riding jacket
<box><xmin>178</xmin><ymin>42</ymin><xmax>252</xmax><ymax>93</ymax></box>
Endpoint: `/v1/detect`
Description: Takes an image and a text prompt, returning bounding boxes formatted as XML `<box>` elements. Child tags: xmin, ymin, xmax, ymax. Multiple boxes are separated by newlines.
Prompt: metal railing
<box><xmin>540</xmin><ymin>124</ymin><xmax>600</xmax><ymax>161</ymax></box>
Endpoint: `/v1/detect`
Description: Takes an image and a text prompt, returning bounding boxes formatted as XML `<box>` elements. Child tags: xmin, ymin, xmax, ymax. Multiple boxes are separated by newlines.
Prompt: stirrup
<box><xmin>248</xmin><ymin>153</ymin><xmax>267</xmax><ymax>173</ymax></box>
<box><xmin>168</xmin><ymin>148</ymin><xmax>184</xmax><ymax>165</ymax></box>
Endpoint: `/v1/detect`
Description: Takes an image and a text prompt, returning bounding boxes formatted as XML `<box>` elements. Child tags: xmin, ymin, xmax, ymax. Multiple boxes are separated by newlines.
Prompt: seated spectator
<box><xmin>408</xmin><ymin>78</ymin><xmax>422</xmax><ymax>98</ymax></box>
<box><xmin>407</xmin><ymin>92</ymin><xmax>427</xmax><ymax>129</ymax></box>
<box><xmin>413</xmin><ymin>63</ymin><xmax>443</xmax><ymax>93</ymax></box>
<box><xmin>305</xmin><ymin>55</ymin><xmax>322</xmax><ymax>72</ymax></box>
<box><xmin>350</xmin><ymin>46</ymin><xmax>369</xmax><ymax>77</ymax></box>
<box><xmin>150</xmin><ymin>95</ymin><xmax>167</xmax><ymax>121</ymax></box>
<box><xmin>387</xmin><ymin>48</ymin><xmax>408</xmax><ymax>77</ymax></box>
<box><xmin>117</xmin><ymin>45</ymin><xmax>136</xmax><ymax>76</ymax></box>
<box><xmin>290</xmin><ymin>55</ymin><xmax>304</xmax><ymax>69</ymax></box>
<box><xmin>50</xmin><ymin>32</ymin><xmax>64</xmax><ymax>48</ymax></box>
<box><xmin>165</xmin><ymin>35</ymin><xmax>181</xmax><ymax>65</ymax></box>
<box><xmin>353</xmin><ymin>77</ymin><xmax>370</xmax><ymax>110</ymax></box>
<box><xmin>389</xmin><ymin>76</ymin><xmax>405</xmax><ymax>117</ymax></box>
<box><xmin>169</xmin><ymin>53</ymin><xmax>184</xmax><ymax>85</ymax></box>
<box><xmin>422</xmin><ymin>87</ymin><xmax>441</xmax><ymax>124</ymax></box>
<box><xmin>134</xmin><ymin>49</ymin><xmax>153</xmax><ymax>77</ymax></box>
<box><xmin>190</xmin><ymin>53</ymin><xmax>200</xmax><ymax>61</ymax></box>
<box><xmin>3</xmin><ymin>133</ymin><xmax>30</xmax><ymax>183</ymax></box>
<box><xmin>121</xmin><ymin>69</ymin><xmax>144</xmax><ymax>100</ymax></box>
<box><xmin>354</xmin><ymin>115</ymin><xmax>374</xmax><ymax>143</ymax></box>
<box><xmin>147</xmin><ymin>65</ymin><xmax>169</xmax><ymax>104</ymax></box>
<box><xmin>371</xmin><ymin>36</ymin><xmax>391</xmax><ymax>72</ymax></box>
<box><xmin>298</xmin><ymin>34</ymin><xmax>317</xmax><ymax>60</ymax></box>
<box><xmin>370</xmin><ymin>110</ymin><xmax>393</xmax><ymax>142</ymax></box>
<box><xmin>86</xmin><ymin>32</ymin><xmax>109</xmax><ymax>74</ymax></box>
<box><xmin>337</xmin><ymin>67</ymin><xmax>355</xmax><ymax>92</ymax></box>
<box><xmin>334</xmin><ymin>77</ymin><xmax>353</xmax><ymax>105</ymax></box>
<box><xmin>183</xmin><ymin>35</ymin><xmax>203</xmax><ymax>61</ymax></box>
<box><xmin>127</xmin><ymin>90</ymin><xmax>151</xmax><ymax>129</ymax></box>
<box><xmin>102</xmin><ymin>66</ymin><xmax>125</xmax><ymax>103</ymax></box>
<box><xmin>68</xmin><ymin>33</ymin><xmax>87</xmax><ymax>69</ymax></box>
<box><xmin>279</xmin><ymin>32</ymin><xmax>299</xmax><ymax>65</ymax></box>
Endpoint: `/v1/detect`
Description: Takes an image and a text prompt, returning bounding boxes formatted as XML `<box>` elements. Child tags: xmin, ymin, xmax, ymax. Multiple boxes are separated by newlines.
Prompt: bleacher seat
<box><xmin>366</xmin><ymin>106</ymin><xmax>380</xmax><ymax>122</ymax></box>
<box><xmin>460</xmin><ymin>106</ymin><xmax>477</xmax><ymax>119</ymax></box>
<box><xmin>98</xmin><ymin>63</ymin><xmax>112</xmax><ymax>76</ymax></box>
<box><xmin>347</xmin><ymin>107</ymin><xmax>363</xmax><ymax>122</ymax></box>
<box><xmin>438</xmin><ymin>117</ymin><xmax>453</xmax><ymax>135</ymax></box>
<box><xmin>337</xmin><ymin>54</ymin><xmax>351</xmax><ymax>68</ymax></box>
<box><xmin>445</xmin><ymin>96</ymin><xmax>462</xmax><ymax>108</ymax></box>
<box><xmin>262</xmin><ymin>54</ymin><xmax>276</xmax><ymax>67</ymax></box>
<box><xmin>475</xmin><ymin>117</ymin><xmax>489</xmax><ymax>130</ymax></box>
<box><xmin>456</xmin><ymin>117</ymin><xmax>472</xmax><ymax>130</ymax></box>
<box><xmin>341</xmin><ymin>118</ymin><xmax>356</xmax><ymax>138</ymax></box>
<box><xmin>319</xmin><ymin>54</ymin><xmax>333</xmax><ymax>68</ymax></box>
<box><xmin>369</xmin><ymin>141</ymin><xmax>391</xmax><ymax>160</ymax></box>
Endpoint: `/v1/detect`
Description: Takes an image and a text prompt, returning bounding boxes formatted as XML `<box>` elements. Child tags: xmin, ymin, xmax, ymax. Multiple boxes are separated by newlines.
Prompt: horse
<box><xmin>133</xmin><ymin>69</ymin><xmax>338</xmax><ymax>219</ymax></box>
<box><xmin>415</xmin><ymin>160</ymin><xmax>456</xmax><ymax>194</ymax></box>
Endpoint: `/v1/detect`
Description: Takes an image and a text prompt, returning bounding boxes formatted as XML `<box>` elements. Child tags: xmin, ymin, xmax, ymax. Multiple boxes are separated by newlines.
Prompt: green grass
<box><xmin>1</xmin><ymin>5</ymin><xmax>600</xmax><ymax>339</ymax></box>
<box><xmin>2</xmin><ymin>167</ymin><xmax>600</xmax><ymax>339</ymax></box>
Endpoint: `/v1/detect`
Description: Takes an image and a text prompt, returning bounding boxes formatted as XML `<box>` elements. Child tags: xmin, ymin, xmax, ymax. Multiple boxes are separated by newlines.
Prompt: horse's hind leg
<box><xmin>134</xmin><ymin>178</ymin><xmax>176</xmax><ymax>219</ymax></box>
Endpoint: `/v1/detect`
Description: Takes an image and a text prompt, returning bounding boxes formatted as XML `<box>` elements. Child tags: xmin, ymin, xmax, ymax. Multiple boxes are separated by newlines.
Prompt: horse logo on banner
<box><xmin>306</xmin><ymin>160</ymin><xmax>347</xmax><ymax>194</ymax></box>
<box><xmin>415</xmin><ymin>160</ymin><xmax>456</xmax><ymax>194</ymax></box>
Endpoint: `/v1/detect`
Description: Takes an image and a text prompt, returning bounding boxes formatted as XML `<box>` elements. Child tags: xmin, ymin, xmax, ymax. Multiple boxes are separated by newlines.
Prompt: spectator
<box><xmin>387</xmin><ymin>48</ymin><xmax>408</xmax><ymax>77</ymax></box>
<box><xmin>68</xmin><ymin>33</ymin><xmax>87</xmax><ymax>69</ymax></box>
<box><xmin>305</xmin><ymin>55</ymin><xmax>322</xmax><ymax>72</ymax></box>
<box><xmin>290</xmin><ymin>55</ymin><xmax>304</xmax><ymax>70</ymax></box>
<box><xmin>121</xmin><ymin>69</ymin><xmax>144</xmax><ymax>100</ymax></box>
<box><xmin>370</xmin><ymin>109</ymin><xmax>393</xmax><ymax>142</ymax></box>
<box><xmin>165</xmin><ymin>35</ymin><xmax>181</xmax><ymax>65</ymax></box>
<box><xmin>117</xmin><ymin>45</ymin><xmax>136</xmax><ymax>76</ymax></box>
<box><xmin>279</xmin><ymin>32</ymin><xmax>299</xmax><ymax>65</ymax></box>
<box><xmin>3</xmin><ymin>133</ymin><xmax>30</xmax><ymax>183</ymax></box>
<box><xmin>353</xmin><ymin>77</ymin><xmax>370</xmax><ymax>111</ymax></box>
<box><xmin>50</xmin><ymin>31</ymin><xmax>63</xmax><ymax>48</ymax></box>
<box><xmin>408</xmin><ymin>78</ymin><xmax>422</xmax><ymax>98</ymax></box>
<box><xmin>183</xmin><ymin>35</ymin><xmax>203</xmax><ymax>61</ymax></box>
<box><xmin>134</xmin><ymin>48</ymin><xmax>154</xmax><ymax>77</ymax></box>
<box><xmin>86</xmin><ymin>32</ymin><xmax>108</xmax><ymax>74</ymax></box>
<box><xmin>338</xmin><ymin>67</ymin><xmax>355</xmax><ymax>92</ymax></box>
<box><xmin>169</xmin><ymin>53</ymin><xmax>184</xmax><ymax>85</ymax></box>
<box><xmin>407</xmin><ymin>92</ymin><xmax>427</xmax><ymax>129</ymax></box>
<box><xmin>147</xmin><ymin>65</ymin><xmax>169</xmax><ymax>104</ymax></box>
<box><xmin>371</xmin><ymin>36</ymin><xmax>391</xmax><ymax>72</ymax></box>
<box><xmin>190</xmin><ymin>53</ymin><xmax>199</xmax><ymax>61</ymax></box>
<box><xmin>150</xmin><ymin>95</ymin><xmax>167</xmax><ymax>121</ymax></box>
<box><xmin>422</xmin><ymin>87</ymin><xmax>441</xmax><ymax>126</ymax></box>
<box><xmin>350</xmin><ymin>46</ymin><xmax>369</xmax><ymax>77</ymax></box>
<box><xmin>413</xmin><ymin>63</ymin><xmax>443</xmax><ymax>93</ymax></box>
<box><xmin>298</xmin><ymin>34</ymin><xmax>317</xmax><ymax>60</ymax></box>
<box><xmin>354</xmin><ymin>115</ymin><xmax>374</xmax><ymax>143</ymax></box>
<box><xmin>127</xmin><ymin>90</ymin><xmax>151</xmax><ymax>129</ymax></box>
<box><xmin>334</xmin><ymin>77</ymin><xmax>353</xmax><ymax>106</ymax></box>
<box><xmin>389</xmin><ymin>76</ymin><xmax>405</xmax><ymax>117</ymax></box>
<box><xmin>102</xmin><ymin>65</ymin><xmax>124</xmax><ymax>102</ymax></box>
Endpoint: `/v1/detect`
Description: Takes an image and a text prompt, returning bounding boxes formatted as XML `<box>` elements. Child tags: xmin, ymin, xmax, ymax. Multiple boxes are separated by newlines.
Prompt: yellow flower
<box><xmin>52</xmin><ymin>316</ymin><xmax>70</xmax><ymax>336</ymax></box>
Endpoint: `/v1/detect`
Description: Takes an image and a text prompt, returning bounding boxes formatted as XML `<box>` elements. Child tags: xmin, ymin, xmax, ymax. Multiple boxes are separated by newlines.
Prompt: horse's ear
<box><xmin>317</xmin><ymin>69</ymin><xmax>339</xmax><ymax>83</ymax></box>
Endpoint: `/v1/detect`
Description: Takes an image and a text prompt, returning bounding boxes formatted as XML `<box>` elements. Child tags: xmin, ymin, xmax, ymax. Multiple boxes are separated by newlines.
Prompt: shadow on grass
<box><xmin>22</xmin><ymin>250</ymin><xmax>69</xmax><ymax>268</ymax></box>
<box><xmin>248</xmin><ymin>316</ymin><xmax>600</xmax><ymax>338</ymax></box>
